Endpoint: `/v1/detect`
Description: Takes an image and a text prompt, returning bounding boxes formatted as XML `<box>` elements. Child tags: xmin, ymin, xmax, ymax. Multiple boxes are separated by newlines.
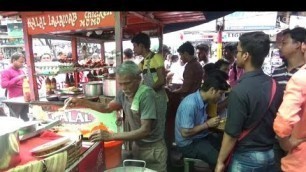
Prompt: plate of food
<box><xmin>30</xmin><ymin>137</ymin><xmax>71</xmax><ymax>157</ymax></box>
<box><xmin>79</xmin><ymin>121</ymin><xmax>109</xmax><ymax>139</ymax></box>
<box><xmin>216</xmin><ymin>118</ymin><xmax>226</xmax><ymax>131</ymax></box>
<box><xmin>54</xmin><ymin>86</ymin><xmax>82</xmax><ymax>95</ymax></box>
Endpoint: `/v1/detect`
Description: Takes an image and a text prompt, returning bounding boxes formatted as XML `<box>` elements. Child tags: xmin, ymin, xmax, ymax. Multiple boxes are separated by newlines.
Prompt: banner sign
<box><xmin>47</xmin><ymin>108</ymin><xmax>118</xmax><ymax>133</ymax></box>
<box><xmin>222</xmin><ymin>30</ymin><xmax>279</xmax><ymax>42</ymax></box>
<box><xmin>25</xmin><ymin>11</ymin><xmax>115</xmax><ymax>35</ymax></box>
<box><xmin>224</xmin><ymin>12</ymin><xmax>277</xmax><ymax>31</ymax></box>
<box><xmin>182</xmin><ymin>31</ymin><xmax>217</xmax><ymax>42</ymax></box>
<box><xmin>289</xmin><ymin>15</ymin><xmax>306</xmax><ymax>29</ymax></box>
<box><xmin>7</xmin><ymin>23</ymin><xmax>24</xmax><ymax>38</ymax></box>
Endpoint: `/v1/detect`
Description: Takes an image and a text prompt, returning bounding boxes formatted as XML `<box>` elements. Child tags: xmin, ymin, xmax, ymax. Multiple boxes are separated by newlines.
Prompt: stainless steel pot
<box><xmin>82</xmin><ymin>81</ymin><xmax>103</xmax><ymax>97</ymax></box>
<box><xmin>105</xmin><ymin>160</ymin><xmax>156</xmax><ymax>172</ymax></box>
<box><xmin>103</xmin><ymin>78</ymin><xmax>116</xmax><ymax>97</ymax></box>
<box><xmin>105</xmin><ymin>166</ymin><xmax>157</xmax><ymax>172</ymax></box>
<box><xmin>0</xmin><ymin>117</ymin><xmax>23</xmax><ymax>170</ymax></box>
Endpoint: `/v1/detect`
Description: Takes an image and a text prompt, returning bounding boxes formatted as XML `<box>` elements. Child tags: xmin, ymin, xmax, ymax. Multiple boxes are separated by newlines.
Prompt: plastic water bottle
<box><xmin>27</xmin><ymin>112</ymin><xmax>33</xmax><ymax>121</ymax></box>
<box><xmin>23</xmin><ymin>77</ymin><xmax>31</xmax><ymax>102</ymax></box>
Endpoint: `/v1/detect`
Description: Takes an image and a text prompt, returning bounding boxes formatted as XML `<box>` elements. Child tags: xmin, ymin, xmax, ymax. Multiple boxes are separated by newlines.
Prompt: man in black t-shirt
<box><xmin>215</xmin><ymin>32</ymin><xmax>283</xmax><ymax>172</ymax></box>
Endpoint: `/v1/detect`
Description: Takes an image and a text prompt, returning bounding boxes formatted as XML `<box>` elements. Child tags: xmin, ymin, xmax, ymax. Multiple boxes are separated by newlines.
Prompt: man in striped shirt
<box><xmin>273</xmin><ymin>29</ymin><xmax>306</xmax><ymax>172</ymax></box>
<box><xmin>271</xmin><ymin>27</ymin><xmax>306</xmax><ymax>172</ymax></box>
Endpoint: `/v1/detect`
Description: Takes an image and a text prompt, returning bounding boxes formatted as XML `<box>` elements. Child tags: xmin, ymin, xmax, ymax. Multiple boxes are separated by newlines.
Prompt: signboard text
<box><xmin>26</xmin><ymin>12</ymin><xmax>114</xmax><ymax>35</ymax></box>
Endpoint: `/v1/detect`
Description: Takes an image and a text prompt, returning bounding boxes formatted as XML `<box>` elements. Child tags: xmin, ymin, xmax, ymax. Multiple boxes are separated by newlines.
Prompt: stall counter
<box><xmin>2</xmin><ymin>96</ymin><xmax>65</xmax><ymax>119</ymax></box>
<box><xmin>5</xmin><ymin>132</ymin><xmax>105</xmax><ymax>172</ymax></box>
<box><xmin>66</xmin><ymin>141</ymin><xmax>104</xmax><ymax>172</ymax></box>
<box><xmin>2</xmin><ymin>96</ymin><xmax>64</xmax><ymax>105</ymax></box>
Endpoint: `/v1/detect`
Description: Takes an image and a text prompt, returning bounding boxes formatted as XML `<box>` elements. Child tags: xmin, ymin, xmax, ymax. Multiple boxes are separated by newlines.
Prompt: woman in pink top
<box><xmin>228</xmin><ymin>62</ymin><xmax>244</xmax><ymax>87</ymax></box>
<box><xmin>273</xmin><ymin>42</ymin><xmax>306</xmax><ymax>172</ymax></box>
<box><xmin>1</xmin><ymin>52</ymin><xmax>29</xmax><ymax>121</ymax></box>
<box><xmin>223</xmin><ymin>43</ymin><xmax>244</xmax><ymax>87</ymax></box>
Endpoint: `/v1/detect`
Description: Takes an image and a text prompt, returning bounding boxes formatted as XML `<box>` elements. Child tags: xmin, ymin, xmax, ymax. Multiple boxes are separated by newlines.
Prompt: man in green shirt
<box><xmin>69</xmin><ymin>61</ymin><xmax>167</xmax><ymax>172</ymax></box>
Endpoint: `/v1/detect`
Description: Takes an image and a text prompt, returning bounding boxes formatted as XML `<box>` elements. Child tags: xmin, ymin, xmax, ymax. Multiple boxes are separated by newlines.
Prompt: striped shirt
<box><xmin>271</xmin><ymin>64</ymin><xmax>302</xmax><ymax>91</ymax></box>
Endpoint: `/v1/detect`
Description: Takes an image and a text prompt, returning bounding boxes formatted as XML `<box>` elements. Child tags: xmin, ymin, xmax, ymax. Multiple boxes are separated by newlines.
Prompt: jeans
<box><xmin>273</xmin><ymin>140</ymin><xmax>286</xmax><ymax>172</ymax></box>
<box><xmin>228</xmin><ymin>149</ymin><xmax>276</xmax><ymax>172</ymax></box>
<box><xmin>178</xmin><ymin>133</ymin><xmax>222</xmax><ymax>167</ymax></box>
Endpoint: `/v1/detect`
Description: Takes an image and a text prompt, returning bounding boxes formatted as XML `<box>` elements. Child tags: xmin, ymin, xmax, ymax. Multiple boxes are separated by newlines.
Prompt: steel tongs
<box><xmin>58</xmin><ymin>97</ymin><xmax>73</xmax><ymax>111</ymax></box>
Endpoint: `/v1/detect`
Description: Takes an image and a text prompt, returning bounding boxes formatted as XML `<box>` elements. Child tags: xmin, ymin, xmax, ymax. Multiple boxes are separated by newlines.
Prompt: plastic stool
<box><xmin>184</xmin><ymin>157</ymin><xmax>210</xmax><ymax>172</ymax></box>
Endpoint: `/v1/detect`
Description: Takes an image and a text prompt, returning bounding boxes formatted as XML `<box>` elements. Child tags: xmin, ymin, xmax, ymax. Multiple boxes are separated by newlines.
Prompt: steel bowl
<box><xmin>82</xmin><ymin>81</ymin><xmax>103</xmax><ymax>97</ymax></box>
<box><xmin>103</xmin><ymin>78</ymin><xmax>116</xmax><ymax>97</ymax></box>
<box><xmin>105</xmin><ymin>166</ymin><xmax>157</xmax><ymax>172</ymax></box>
<box><xmin>46</xmin><ymin>94</ymin><xmax>59</xmax><ymax>101</ymax></box>
<box><xmin>0</xmin><ymin>117</ymin><xmax>23</xmax><ymax>170</ymax></box>
<box><xmin>105</xmin><ymin>159</ymin><xmax>157</xmax><ymax>172</ymax></box>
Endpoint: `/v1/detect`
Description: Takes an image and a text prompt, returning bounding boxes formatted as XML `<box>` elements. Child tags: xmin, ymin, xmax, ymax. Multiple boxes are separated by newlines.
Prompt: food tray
<box><xmin>34</xmin><ymin>140</ymin><xmax>75</xmax><ymax>158</ymax></box>
<box><xmin>65</xmin><ymin>135</ymin><xmax>82</xmax><ymax>169</ymax></box>
<box><xmin>30</xmin><ymin>137</ymin><xmax>71</xmax><ymax>155</ymax></box>
<box><xmin>54</xmin><ymin>89</ymin><xmax>83</xmax><ymax>95</ymax></box>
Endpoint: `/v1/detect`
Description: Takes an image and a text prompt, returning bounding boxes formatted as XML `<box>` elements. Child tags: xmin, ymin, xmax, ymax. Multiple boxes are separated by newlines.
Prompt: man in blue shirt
<box><xmin>175</xmin><ymin>71</ymin><xmax>229</xmax><ymax>168</ymax></box>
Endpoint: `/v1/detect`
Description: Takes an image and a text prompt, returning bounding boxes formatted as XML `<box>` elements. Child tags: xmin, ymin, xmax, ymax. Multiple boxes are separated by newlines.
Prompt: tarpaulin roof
<box><xmin>0</xmin><ymin>11</ymin><xmax>233</xmax><ymax>33</ymax></box>
<box><xmin>163</xmin><ymin>11</ymin><xmax>234</xmax><ymax>33</ymax></box>
<box><xmin>0</xmin><ymin>11</ymin><xmax>234</xmax><ymax>41</ymax></box>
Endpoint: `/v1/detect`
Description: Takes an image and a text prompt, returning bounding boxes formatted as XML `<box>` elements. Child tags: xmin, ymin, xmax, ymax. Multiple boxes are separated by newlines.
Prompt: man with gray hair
<box><xmin>69</xmin><ymin>61</ymin><xmax>167</xmax><ymax>172</ymax></box>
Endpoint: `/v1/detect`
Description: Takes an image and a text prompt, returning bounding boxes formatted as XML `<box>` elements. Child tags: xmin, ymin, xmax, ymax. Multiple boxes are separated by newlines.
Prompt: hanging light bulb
<box><xmin>86</xmin><ymin>31</ymin><xmax>93</xmax><ymax>37</ymax></box>
<box><xmin>95</xmin><ymin>30</ymin><xmax>103</xmax><ymax>35</ymax></box>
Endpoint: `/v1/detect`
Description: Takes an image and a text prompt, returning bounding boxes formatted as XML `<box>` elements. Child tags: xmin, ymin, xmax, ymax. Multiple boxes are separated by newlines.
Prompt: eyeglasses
<box><xmin>234</xmin><ymin>50</ymin><xmax>243</xmax><ymax>54</ymax></box>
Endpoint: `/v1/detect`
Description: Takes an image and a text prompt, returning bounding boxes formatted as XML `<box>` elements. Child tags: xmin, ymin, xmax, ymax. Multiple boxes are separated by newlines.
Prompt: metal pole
<box><xmin>217</xmin><ymin>17</ymin><xmax>224</xmax><ymax>59</ymax></box>
<box><xmin>22</xmin><ymin>16</ymin><xmax>39</xmax><ymax>101</ymax></box>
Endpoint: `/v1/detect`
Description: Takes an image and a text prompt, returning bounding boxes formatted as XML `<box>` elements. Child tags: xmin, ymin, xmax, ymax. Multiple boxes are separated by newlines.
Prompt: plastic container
<box><xmin>104</xmin><ymin>140</ymin><xmax>123</xmax><ymax>169</ymax></box>
<box><xmin>207</xmin><ymin>103</ymin><xmax>217</xmax><ymax>117</ymax></box>
<box><xmin>22</xmin><ymin>77</ymin><xmax>31</xmax><ymax>102</ymax></box>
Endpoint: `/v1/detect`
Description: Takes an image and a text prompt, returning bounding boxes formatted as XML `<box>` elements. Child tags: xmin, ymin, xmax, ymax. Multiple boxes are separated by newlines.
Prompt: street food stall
<box><xmin>0</xmin><ymin>116</ymin><xmax>104</xmax><ymax>172</ymax></box>
<box><xmin>0</xmin><ymin>11</ymin><xmax>232</xmax><ymax>171</ymax></box>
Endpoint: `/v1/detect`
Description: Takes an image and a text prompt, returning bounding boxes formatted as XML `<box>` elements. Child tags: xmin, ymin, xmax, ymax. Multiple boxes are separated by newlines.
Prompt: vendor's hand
<box><xmin>206</xmin><ymin>116</ymin><xmax>221</xmax><ymax>128</ymax></box>
<box><xmin>89</xmin><ymin>130</ymin><xmax>112</xmax><ymax>142</ymax></box>
<box><xmin>67</xmin><ymin>97</ymin><xmax>84</xmax><ymax>108</ymax></box>
<box><xmin>215</xmin><ymin>161</ymin><xmax>225</xmax><ymax>172</ymax></box>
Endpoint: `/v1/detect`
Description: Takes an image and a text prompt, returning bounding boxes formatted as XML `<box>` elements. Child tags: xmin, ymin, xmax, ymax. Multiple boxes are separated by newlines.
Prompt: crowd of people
<box><xmin>64</xmin><ymin>29</ymin><xmax>306</xmax><ymax>172</ymax></box>
<box><xmin>1</xmin><ymin>27</ymin><xmax>306</xmax><ymax>172</ymax></box>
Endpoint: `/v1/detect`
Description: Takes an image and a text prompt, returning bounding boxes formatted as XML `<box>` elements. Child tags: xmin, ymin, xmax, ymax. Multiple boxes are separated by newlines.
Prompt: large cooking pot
<box><xmin>0</xmin><ymin>117</ymin><xmax>23</xmax><ymax>170</ymax></box>
<box><xmin>82</xmin><ymin>81</ymin><xmax>103</xmax><ymax>97</ymax></box>
<box><xmin>105</xmin><ymin>160</ymin><xmax>156</xmax><ymax>172</ymax></box>
<box><xmin>103</xmin><ymin>78</ymin><xmax>116</xmax><ymax>97</ymax></box>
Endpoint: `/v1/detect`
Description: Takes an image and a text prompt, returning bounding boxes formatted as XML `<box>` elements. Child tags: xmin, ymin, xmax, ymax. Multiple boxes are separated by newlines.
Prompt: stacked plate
<box><xmin>30</xmin><ymin>137</ymin><xmax>75</xmax><ymax>158</ymax></box>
